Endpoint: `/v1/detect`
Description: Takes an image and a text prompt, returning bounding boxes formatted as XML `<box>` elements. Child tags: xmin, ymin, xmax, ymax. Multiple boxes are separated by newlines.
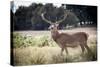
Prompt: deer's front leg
<box><xmin>61</xmin><ymin>48</ymin><xmax>64</xmax><ymax>56</ymax></box>
<box><xmin>65</xmin><ymin>47</ymin><xmax>68</xmax><ymax>55</ymax></box>
<box><xmin>80</xmin><ymin>44</ymin><xmax>85</xmax><ymax>53</ymax></box>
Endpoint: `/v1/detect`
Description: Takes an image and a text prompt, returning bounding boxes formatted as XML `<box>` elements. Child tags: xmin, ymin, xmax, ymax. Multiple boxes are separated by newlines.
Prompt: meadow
<box><xmin>12</xmin><ymin>27</ymin><xmax>97</xmax><ymax>66</ymax></box>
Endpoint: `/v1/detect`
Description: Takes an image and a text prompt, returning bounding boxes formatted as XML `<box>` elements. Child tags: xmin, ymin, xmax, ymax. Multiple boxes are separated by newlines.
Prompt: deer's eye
<box><xmin>51</xmin><ymin>27</ymin><xmax>54</xmax><ymax>29</ymax></box>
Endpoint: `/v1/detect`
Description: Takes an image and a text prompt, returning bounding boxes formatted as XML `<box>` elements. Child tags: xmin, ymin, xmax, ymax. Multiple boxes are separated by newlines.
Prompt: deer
<box><xmin>41</xmin><ymin>11</ymin><xmax>91</xmax><ymax>55</ymax></box>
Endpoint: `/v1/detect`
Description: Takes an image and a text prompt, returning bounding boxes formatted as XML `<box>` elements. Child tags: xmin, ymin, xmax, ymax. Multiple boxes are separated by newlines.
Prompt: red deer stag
<box><xmin>41</xmin><ymin>12</ymin><xmax>91</xmax><ymax>55</ymax></box>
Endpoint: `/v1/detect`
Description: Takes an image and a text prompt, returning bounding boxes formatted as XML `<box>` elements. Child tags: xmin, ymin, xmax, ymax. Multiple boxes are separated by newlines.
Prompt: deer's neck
<box><xmin>51</xmin><ymin>30</ymin><xmax>60</xmax><ymax>41</ymax></box>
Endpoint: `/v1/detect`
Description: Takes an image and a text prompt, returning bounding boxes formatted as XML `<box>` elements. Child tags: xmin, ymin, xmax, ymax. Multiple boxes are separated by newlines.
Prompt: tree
<box><xmin>13</xmin><ymin>3</ymin><xmax>96</xmax><ymax>30</ymax></box>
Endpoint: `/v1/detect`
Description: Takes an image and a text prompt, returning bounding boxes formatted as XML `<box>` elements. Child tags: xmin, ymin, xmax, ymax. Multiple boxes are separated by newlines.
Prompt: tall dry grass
<box><xmin>13</xmin><ymin>39</ymin><xmax>97</xmax><ymax>66</ymax></box>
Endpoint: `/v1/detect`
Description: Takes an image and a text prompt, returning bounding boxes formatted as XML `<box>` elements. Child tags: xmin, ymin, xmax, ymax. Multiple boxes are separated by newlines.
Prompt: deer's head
<box><xmin>48</xmin><ymin>23</ymin><xmax>59</xmax><ymax>31</ymax></box>
<box><xmin>41</xmin><ymin>11</ymin><xmax>67</xmax><ymax>31</ymax></box>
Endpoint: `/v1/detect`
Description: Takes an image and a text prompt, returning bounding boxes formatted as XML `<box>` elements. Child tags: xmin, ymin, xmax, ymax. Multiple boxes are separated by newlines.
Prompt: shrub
<box><xmin>13</xmin><ymin>33</ymin><xmax>57</xmax><ymax>48</ymax></box>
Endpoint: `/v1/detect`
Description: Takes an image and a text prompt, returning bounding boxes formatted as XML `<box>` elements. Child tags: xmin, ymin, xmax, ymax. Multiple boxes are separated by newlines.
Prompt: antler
<box><xmin>41</xmin><ymin>12</ymin><xmax>52</xmax><ymax>24</ymax></box>
<box><xmin>56</xmin><ymin>11</ymin><xmax>67</xmax><ymax>24</ymax></box>
<box><xmin>41</xmin><ymin>11</ymin><xmax>67</xmax><ymax>24</ymax></box>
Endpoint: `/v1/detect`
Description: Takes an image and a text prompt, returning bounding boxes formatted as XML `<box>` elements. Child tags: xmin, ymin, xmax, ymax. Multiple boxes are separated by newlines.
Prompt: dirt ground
<box><xmin>14</xmin><ymin>27</ymin><xmax>97</xmax><ymax>37</ymax></box>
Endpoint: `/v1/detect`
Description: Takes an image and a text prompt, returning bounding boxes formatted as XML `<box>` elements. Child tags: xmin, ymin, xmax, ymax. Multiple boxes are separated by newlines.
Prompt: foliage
<box><xmin>13</xmin><ymin>33</ymin><xmax>25</xmax><ymax>48</ymax></box>
<box><xmin>13</xmin><ymin>33</ymin><xmax>57</xmax><ymax>48</ymax></box>
<box><xmin>11</xmin><ymin>3</ymin><xmax>97</xmax><ymax>30</ymax></box>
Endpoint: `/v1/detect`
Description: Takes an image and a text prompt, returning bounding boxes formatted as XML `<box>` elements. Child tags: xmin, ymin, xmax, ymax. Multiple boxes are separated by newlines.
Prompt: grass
<box><xmin>12</xmin><ymin>28</ymin><xmax>97</xmax><ymax>66</ymax></box>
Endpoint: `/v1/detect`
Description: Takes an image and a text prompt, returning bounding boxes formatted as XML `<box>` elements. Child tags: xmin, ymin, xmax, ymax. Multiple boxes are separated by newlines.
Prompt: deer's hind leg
<box><xmin>61</xmin><ymin>47</ymin><xmax>64</xmax><ymax>56</ymax></box>
<box><xmin>65</xmin><ymin>47</ymin><xmax>68</xmax><ymax>55</ymax></box>
<box><xmin>61</xmin><ymin>47</ymin><xmax>68</xmax><ymax>56</ymax></box>
<box><xmin>83</xmin><ymin>41</ymin><xmax>91</xmax><ymax>53</ymax></box>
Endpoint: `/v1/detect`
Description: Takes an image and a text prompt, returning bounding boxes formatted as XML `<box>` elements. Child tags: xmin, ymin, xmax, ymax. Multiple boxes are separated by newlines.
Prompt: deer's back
<box><xmin>56</xmin><ymin>33</ymin><xmax>77</xmax><ymax>45</ymax></box>
<box><xmin>55</xmin><ymin>32</ymin><xmax>88</xmax><ymax>47</ymax></box>
<box><xmin>72</xmin><ymin>32</ymin><xmax>89</xmax><ymax>42</ymax></box>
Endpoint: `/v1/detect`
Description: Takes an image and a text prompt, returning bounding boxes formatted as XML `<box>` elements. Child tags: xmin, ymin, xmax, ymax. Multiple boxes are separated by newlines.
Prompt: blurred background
<box><xmin>11</xmin><ymin>1</ymin><xmax>97</xmax><ymax>30</ymax></box>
